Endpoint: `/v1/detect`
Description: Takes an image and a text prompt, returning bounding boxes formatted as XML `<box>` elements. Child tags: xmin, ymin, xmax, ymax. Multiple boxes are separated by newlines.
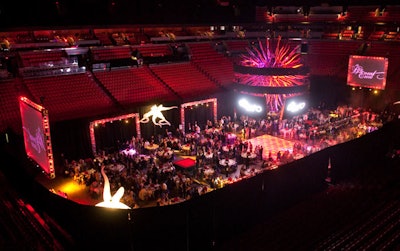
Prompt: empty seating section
<box><xmin>304</xmin><ymin>54</ymin><xmax>348</xmax><ymax>78</ymax></box>
<box><xmin>90</xmin><ymin>46</ymin><xmax>132</xmax><ymax>61</ymax></box>
<box><xmin>386</xmin><ymin>56</ymin><xmax>400</xmax><ymax>89</ymax></box>
<box><xmin>304</xmin><ymin>40</ymin><xmax>361</xmax><ymax>78</ymax></box>
<box><xmin>0</xmin><ymin>80</ymin><xmax>22</xmax><ymax>133</ymax></box>
<box><xmin>346</xmin><ymin>6</ymin><xmax>381</xmax><ymax>23</ymax></box>
<box><xmin>366</xmin><ymin>42</ymin><xmax>400</xmax><ymax>57</ymax></box>
<box><xmin>94</xmin><ymin>67</ymin><xmax>174</xmax><ymax>106</ymax></box>
<box><xmin>307</xmin><ymin>40</ymin><xmax>362</xmax><ymax>55</ymax></box>
<box><xmin>341</xmin><ymin>30</ymin><xmax>354</xmax><ymax>40</ymax></box>
<box><xmin>18</xmin><ymin>50</ymin><xmax>66</xmax><ymax>68</ymax></box>
<box><xmin>111</xmin><ymin>33</ymin><xmax>128</xmax><ymax>46</ymax></box>
<box><xmin>255</xmin><ymin>6</ymin><xmax>273</xmax><ymax>22</ymax></box>
<box><xmin>23</xmin><ymin>73</ymin><xmax>116</xmax><ymax>121</ymax></box>
<box><xmin>224</xmin><ymin>40</ymin><xmax>250</xmax><ymax>53</ymax></box>
<box><xmin>384</xmin><ymin>31</ymin><xmax>398</xmax><ymax>41</ymax></box>
<box><xmin>383</xmin><ymin>5</ymin><xmax>400</xmax><ymax>23</ymax></box>
<box><xmin>188</xmin><ymin>42</ymin><xmax>234</xmax><ymax>86</ymax></box>
<box><xmin>368</xmin><ymin>31</ymin><xmax>385</xmax><ymax>41</ymax></box>
<box><xmin>322</xmin><ymin>32</ymin><xmax>339</xmax><ymax>39</ymax></box>
<box><xmin>94</xmin><ymin>33</ymin><xmax>113</xmax><ymax>46</ymax></box>
<box><xmin>150</xmin><ymin>62</ymin><xmax>220</xmax><ymax>99</ymax></box>
<box><xmin>134</xmin><ymin>44</ymin><xmax>173</xmax><ymax>57</ymax></box>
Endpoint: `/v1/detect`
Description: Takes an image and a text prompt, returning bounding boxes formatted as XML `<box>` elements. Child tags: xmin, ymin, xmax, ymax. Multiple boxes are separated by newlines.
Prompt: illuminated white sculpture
<box><xmin>140</xmin><ymin>104</ymin><xmax>177</xmax><ymax>127</ymax></box>
<box><xmin>95</xmin><ymin>166</ymin><xmax>131</xmax><ymax>209</ymax></box>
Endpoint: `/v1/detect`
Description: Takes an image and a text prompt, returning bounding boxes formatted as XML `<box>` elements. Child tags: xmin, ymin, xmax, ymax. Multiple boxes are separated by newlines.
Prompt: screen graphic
<box><xmin>347</xmin><ymin>55</ymin><xmax>388</xmax><ymax>90</ymax></box>
<box><xmin>19</xmin><ymin>97</ymin><xmax>55</xmax><ymax>177</ymax></box>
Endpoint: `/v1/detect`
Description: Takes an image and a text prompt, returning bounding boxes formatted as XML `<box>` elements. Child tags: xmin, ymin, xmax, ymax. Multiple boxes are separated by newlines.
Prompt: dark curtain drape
<box><xmin>93</xmin><ymin>117</ymin><xmax>137</xmax><ymax>154</ymax></box>
<box><xmin>184</xmin><ymin>104</ymin><xmax>213</xmax><ymax>131</ymax></box>
<box><xmin>50</xmin><ymin>118</ymin><xmax>92</xmax><ymax>165</ymax></box>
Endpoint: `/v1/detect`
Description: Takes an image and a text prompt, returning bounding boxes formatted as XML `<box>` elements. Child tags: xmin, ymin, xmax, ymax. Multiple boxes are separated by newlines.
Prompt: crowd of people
<box><xmin>59</xmin><ymin>104</ymin><xmax>383</xmax><ymax>208</ymax></box>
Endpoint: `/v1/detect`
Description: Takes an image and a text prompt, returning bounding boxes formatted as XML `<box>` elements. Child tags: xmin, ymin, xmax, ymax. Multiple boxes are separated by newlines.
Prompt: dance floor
<box><xmin>246</xmin><ymin>134</ymin><xmax>295</xmax><ymax>160</ymax></box>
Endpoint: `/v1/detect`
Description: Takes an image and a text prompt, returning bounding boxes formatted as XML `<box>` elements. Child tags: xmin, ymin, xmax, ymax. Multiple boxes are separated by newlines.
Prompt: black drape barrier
<box><xmin>93</xmin><ymin>117</ymin><xmax>137</xmax><ymax>154</ymax></box>
<box><xmin>184</xmin><ymin>104</ymin><xmax>213</xmax><ymax>131</ymax></box>
<box><xmin>50</xmin><ymin>118</ymin><xmax>92</xmax><ymax>165</ymax></box>
<box><xmin>5</xmin><ymin>119</ymin><xmax>400</xmax><ymax>251</ymax></box>
<box><xmin>309</xmin><ymin>75</ymin><xmax>349</xmax><ymax>110</ymax></box>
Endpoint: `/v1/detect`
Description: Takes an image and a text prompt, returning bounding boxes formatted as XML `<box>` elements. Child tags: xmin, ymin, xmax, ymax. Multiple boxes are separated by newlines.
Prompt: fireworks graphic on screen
<box><xmin>235</xmin><ymin>36</ymin><xmax>307</xmax><ymax>112</ymax></box>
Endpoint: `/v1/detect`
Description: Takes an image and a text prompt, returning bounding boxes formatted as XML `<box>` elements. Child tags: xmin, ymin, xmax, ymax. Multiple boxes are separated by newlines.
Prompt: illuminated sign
<box><xmin>286</xmin><ymin>101</ymin><xmax>306</xmax><ymax>113</ymax></box>
<box><xmin>238</xmin><ymin>99</ymin><xmax>262</xmax><ymax>113</ymax></box>
<box><xmin>351</xmin><ymin>64</ymin><xmax>385</xmax><ymax>80</ymax></box>
<box><xmin>140</xmin><ymin>104</ymin><xmax>178</xmax><ymax>127</ymax></box>
<box><xmin>347</xmin><ymin>55</ymin><xmax>388</xmax><ymax>90</ymax></box>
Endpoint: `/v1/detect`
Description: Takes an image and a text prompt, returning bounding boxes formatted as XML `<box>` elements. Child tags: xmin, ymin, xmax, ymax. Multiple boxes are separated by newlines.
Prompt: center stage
<box><xmin>245</xmin><ymin>134</ymin><xmax>295</xmax><ymax>160</ymax></box>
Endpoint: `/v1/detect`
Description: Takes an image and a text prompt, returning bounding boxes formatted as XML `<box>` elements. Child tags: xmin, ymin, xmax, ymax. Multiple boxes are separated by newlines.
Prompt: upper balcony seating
<box><xmin>368</xmin><ymin>31</ymin><xmax>385</xmax><ymax>41</ymax></box>
<box><xmin>149</xmin><ymin>62</ymin><xmax>221</xmax><ymax>100</ymax></box>
<box><xmin>224</xmin><ymin>40</ymin><xmax>250</xmax><ymax>53</ymax></box>
<box><xmin>23</xmin><ymin>73</ymin><xmax>117</xmax><ymax>121</ymax></box>
<box><xmin>90</xmin><ymin>46</ymin><xmax>132</xmax><ymax>62</ymax></box>
<box><xmin>18</xmin><ymin>50</ymin><xmax>66</xmax><ymax>68</ymax></box>
<box><xmin>134</xmin><ymin>44</ymin><xmax>173</xmax><ymax>58</ymax></box>
<box><xmin>0</xmin><ymin>79</ymin><xmax>22</xmax><ymax>133</ymax></box>
<box><xmin>187</xmin><ymin>42</ymin><xmax>234</xmax><ymax>87</ymax></box>
<box><xmin>94</xmin><ymin>67</ymin><xmax>175</xmax><ymax>106</ymax></box>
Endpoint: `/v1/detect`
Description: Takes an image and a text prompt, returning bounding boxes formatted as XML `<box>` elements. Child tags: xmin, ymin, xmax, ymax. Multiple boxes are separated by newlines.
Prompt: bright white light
<box><xmin>238</xmin><ymin>99</ymin><xmax>262</xmax><ymax>113</ymax></box>
<box><xmin>95</xmin><ymin>166</ymin><xmax>131</xmax><ymax>209</ymax></box>
<box><xmin>286</xmin><ymin>101</ymin><xmax>306</xmax><ymax>113</ymax></box>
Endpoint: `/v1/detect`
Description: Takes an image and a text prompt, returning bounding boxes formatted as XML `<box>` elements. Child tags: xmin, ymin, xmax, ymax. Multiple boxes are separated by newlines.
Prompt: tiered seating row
<box><xmin>133</xmin><ymin>44</ymin><xmax>173</xmax><ymax>57</ymax></box>
<box><xmin>187</xmin><ymin>42</ymin><xmax>234</xmax><ymax>86</ymax></box>
<box><xmin>23</xmin><ymin>73</ymin><xmax>117</xmax><ymax>121</ymax></box>
<box><xmin>149</xmin><ymin>62</ymin><xmax>221</xmax><ymax>99</ymax></box>
<box><xmin>18</xmin><ymin>50</ymin><xmax>66</xmax><ymax>67</ymax></box>
<box><xmin>366</xmin><ymin>42</ymin><xmax>400</xmax><ymax>57</ymax></box>
<box><xmin>90</xmin><ymin>46</ymin><xmax>133</xmax><ymax>61</ymax></box>
<box><xmin>303</xmin><ymin>54</ymin><xmax>348</xmax><ymax>78</ymax></box>
<box><xmin>94</xmin><ymin>33</ymin><xmax>113</xmax><ymax>46</ymax></box>
<box><xmin>224</xmin><ymin>40</ymin><xmax>250</xmax><ymax>53</ymax></box>
<box><xmin>0</xmin><ymin>79</ymin><xmax>22</xmax><ymax>133</ymax></box>
<box><xmin>307</xmin><ymin>40</ymin><xmax>363</xmax><ymax>55</ymax></box>
<box><xmin>94</xmin><ymin>67</ymin><xmax>175</xmax><ymax>106</ymax></box>
<box><xmin>368</xmin><ymin>31</ymin><xmax>385</xmax><ymax>41</ymax></box>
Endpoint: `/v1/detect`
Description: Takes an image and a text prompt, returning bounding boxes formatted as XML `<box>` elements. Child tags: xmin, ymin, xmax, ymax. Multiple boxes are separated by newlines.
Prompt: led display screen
<box><xmin>19</xmin><ymin>98</ymin><xmax>52</xmax><ymax>175</ymax></box>
<box><xmin>347</xmin><ymin>55</ymin><xmax>388</xmax><ymax>90</ymax></box>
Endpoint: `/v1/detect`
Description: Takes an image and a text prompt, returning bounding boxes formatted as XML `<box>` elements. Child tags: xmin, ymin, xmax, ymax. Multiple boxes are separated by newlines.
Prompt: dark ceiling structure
<box><xmin>0</xmin><ymin>0</ymin><xmax>396</xmax><ymax>29</ymax></box>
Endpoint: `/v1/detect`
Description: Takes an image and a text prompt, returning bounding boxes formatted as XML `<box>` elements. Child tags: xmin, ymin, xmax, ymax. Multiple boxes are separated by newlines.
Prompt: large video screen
<box><xmin>19</xmin><ymin>97</ymin><xmax>53</xmax><ymax>176</ymax></box>
<box><xmin>347</xmin><ymin>55</ymin><xmax>388</xmax><ymax>90</ymax></box>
